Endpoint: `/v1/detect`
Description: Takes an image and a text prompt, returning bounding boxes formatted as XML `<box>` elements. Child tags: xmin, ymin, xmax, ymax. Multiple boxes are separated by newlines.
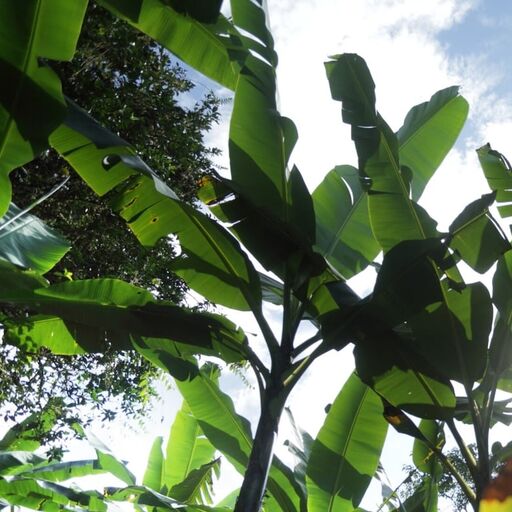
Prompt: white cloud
<box><xmin>478</xmin><ymin>120</ymin><xmax>512</xmax><ymax>154</ymax></box>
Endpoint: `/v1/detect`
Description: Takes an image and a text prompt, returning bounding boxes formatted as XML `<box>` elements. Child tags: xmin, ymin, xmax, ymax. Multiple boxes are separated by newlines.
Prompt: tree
<box><xmin>0</xmin><ymin>2</ymin><xmax>220</xmax><ymax>443</ymax></box>
<box><xmin>1</xmin><ymin>2</ymin><xmax>512</xmax><ymax>512</ymax></box>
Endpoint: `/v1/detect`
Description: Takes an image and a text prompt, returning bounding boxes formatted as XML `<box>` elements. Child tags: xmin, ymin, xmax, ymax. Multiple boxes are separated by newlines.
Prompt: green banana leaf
<box><xmin>354</xmin><ymin>325</ymin><xmax>456</xmax><ymax>420</ymax></box>
<box><xmin>142</xmin><ymin>436</ymin><xmax>221</xmax><ymax>505</ymax></box>
<box><xmin>169</xmin><ymin>458</ymin><xmax>220</xmax><ymax>504</ymax></box>
<box><xmin>143</xmin><ymin>436</ymin><xmax>164</xmax><ymax>491</ymax></box>
<box><xmin>324</xmin><ymin>241</ymin><xmax>456</xmax><ymax>419</ymax></box>
<box><xmin>198</xmin><ymin>173</ymin><xmax>322</xmax><ymax>285</ymax></box>
<box><xmin>312</xmin><ymin>84</ymin><xmax>467</xmax><ymax>276</ymax></box>
<box><xmin>367</xmin><ymin>238</ymin><xmax>445</xmax><ymax>328</ymax></box>
<box><xmin>107</xmin><ymin>484</ymin><xmax>230</xmax><ymax>510</ymax></box>
<box><xmin>448</xmin><ymin>192</ymin><xmax>510</xmax><ymax>273</ymax></box>
<box><xmin>0</xmin><ymin>478</ymin><xmax>106</xmax><ymax>512</ymax></box>
<box><xmin>368</xmin><ymin>239</ymin><xmax>492</xmax><ymax>385</ymax></box>
<box><xmin>51</xmin><ymin>100</ymin><xmax>262</xmax><ymax>312</ymax></box>
<box><xmin>0</xmin><ymin>1</ymin><xmax>87</xmax><ymax>216</ymax></box>
<box><xmin>0</xmin><ymin>202</ymin><xmax>70</xmax><ymax>274</ymax></box>
<box><xmin>306</xmin><ymin>373</ymin><xmax>388</xmax><ymax>512</ymax></box>
<box><xmin>190</xmin><ymin>1</ymin><xmax>318</xmax><ymax>284</ymax></box>
<box><xmin>118</xmin><ymin>396</ymin><xmax>221</xmax><ymax>507</ymax></box>
<box><xmin>407</xmin><ymin>281</ymin><xmax>492</xmax><ymax>385</ymax></box>
<box><xmin>325</xmin><ymin>53</ymin><xmax>441</xmax><ymax>253</ymax></box>
<box><xmin>480</xmin><ymin>251</ymin><xmax>512</xmax><ymax>394</ymax></box>
<box><xmin>75</xmin><ymin>426</ymin><xmax>135</xmax><ymax>486</ymax></box>
<box><xmin>98</xmin><ymin>0</ymin><xmax>238</xmax><ymax>89</ymax></box>
<box><xmin>228</xmin><ymin>12</ymin><xmax>300</xmax><ymax>224</ymax></box>
<box><xmin>1</xmin><ymin>262</ymin><xmax>248</xmax><ymax>365</ymax></box>
<box><xmin>491</xmin><ymin>251</ymin><xmax>512</xmax><ymax>331</ymax></box>
<box><xmin>226</xmin><ymin>0</ymin><xmax>316</xmax><ymax>261</ymax></box>
<box><xmin>0</xmin><ymin>426</ymin><xmax>137</xmax><ymax>512</ymax></box>
<box><xmin>164</xmin><ymin>401</ymin><xmax>217</xmax><ymax>494</ymax></box>
<box><xmin>175</xmin><ymin>369</ymin><xmax>304</xmax><ymax>512</ymax></box>
<box><xmin>312</xmin><ymin>165</ymin><xmax>379</xmax><ymax>279</ymax></box>
<box><xmin>397</xmin><ymin>86</ymin><xmax>468</xmax><ymax>201</ymax></box>
<box><xmin>18</xmin><ymin>459</ymin><xmax>109</xmax><ymax>483</ymax></box>
<box><xmin>0</xmin><ymin>452</ymin><xmax>46</xmax><ymax>477</ymax></box>
<box><xmin>326</xmin><ymin>54</ymin><xmax>493</xmax><ymax>388</ymax></box>
<box><xmin>114</xmin><ymin>0</ymin><xmax>319</xmax><ymax>286</ymax></box>
<box><xmin>477</xmin><ymin>143</ymin><xmax>512</xmax><ymax>228</ymax></box>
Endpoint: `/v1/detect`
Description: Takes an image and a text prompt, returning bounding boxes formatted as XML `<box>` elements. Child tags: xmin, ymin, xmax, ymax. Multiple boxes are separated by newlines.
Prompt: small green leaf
<box><xmin>0</xmin><ymin>1</ymin><xmax>87</xmax><ymax>215</ymax></box>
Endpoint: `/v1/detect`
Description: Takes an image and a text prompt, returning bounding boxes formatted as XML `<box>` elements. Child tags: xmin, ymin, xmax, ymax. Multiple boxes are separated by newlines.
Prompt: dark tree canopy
<box><xmin>2</xmin><ymin>3</ymin><xmax>220</xmax><ymax>447</ymax></box>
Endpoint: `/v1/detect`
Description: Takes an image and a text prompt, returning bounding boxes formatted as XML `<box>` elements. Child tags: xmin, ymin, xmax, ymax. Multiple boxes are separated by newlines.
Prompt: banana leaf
<box><xmin>306</xmin><ymin>373</ymin><xmax>388</xmax><ymax>511</ymax></box>
<box><xmin>0</xmin><ymin>1</ymin><xmax>87</xmax><ymax>216</ymax></box>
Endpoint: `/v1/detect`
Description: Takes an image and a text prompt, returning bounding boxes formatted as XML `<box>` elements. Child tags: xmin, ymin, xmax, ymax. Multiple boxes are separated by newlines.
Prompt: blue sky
<box><xmin>439</xmin><ymin>0</ymin><xmax>512</xmax><ymax>141</ymax></box>
<box><xmin>440</xmin><ymin>0</ymin><xmax>512</xmax><ymax>72</ymax></box>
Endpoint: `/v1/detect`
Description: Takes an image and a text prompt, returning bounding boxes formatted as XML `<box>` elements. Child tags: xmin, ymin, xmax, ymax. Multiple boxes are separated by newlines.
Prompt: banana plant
<box><xmin>1</xmin><ymin>2</ymin><xmax>512</xmax><ymax>512</ymax></box>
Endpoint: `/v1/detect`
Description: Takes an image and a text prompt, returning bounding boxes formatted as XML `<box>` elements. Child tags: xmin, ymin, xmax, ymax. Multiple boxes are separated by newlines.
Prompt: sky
<box><xmin>64</xmin><ymin>1</ymin><xmax>512</xmax><ymax>510</ymax></box>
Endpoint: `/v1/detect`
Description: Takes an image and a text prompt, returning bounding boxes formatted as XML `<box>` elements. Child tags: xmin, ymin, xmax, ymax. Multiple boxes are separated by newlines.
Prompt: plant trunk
<box><xmin>234</xmin><ymin>385</ymin><xmax>286</xmax><ymax>512</ymax></box>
